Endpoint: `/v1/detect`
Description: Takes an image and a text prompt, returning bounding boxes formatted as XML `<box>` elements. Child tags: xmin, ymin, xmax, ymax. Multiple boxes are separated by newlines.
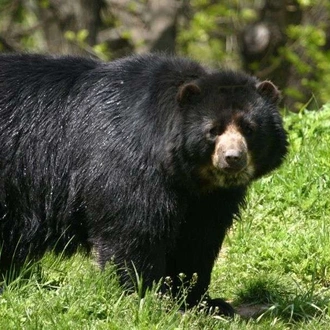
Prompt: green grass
<box><xmin>2</xmin><ymin>105</ymin><xmax>330</xmax><ymax>329</ymax></box>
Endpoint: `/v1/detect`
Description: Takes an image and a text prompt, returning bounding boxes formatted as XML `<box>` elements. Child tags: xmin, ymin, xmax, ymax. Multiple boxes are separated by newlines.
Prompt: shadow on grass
<box><xmin>233</xmin><ymin>276</ymin><xmax>330</xmax><ymax>323</ymax></box>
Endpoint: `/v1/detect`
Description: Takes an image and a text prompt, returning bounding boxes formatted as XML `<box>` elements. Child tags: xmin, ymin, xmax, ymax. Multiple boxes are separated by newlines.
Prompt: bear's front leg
<box><xmin>164</xmin><ymin>190</ymin><xmax>245</xmax><ymax>317</ymax></box>
<box><xmin>165</xmin><ymin>223</ymin><xmax>234</xmax><ymax>316</ymax></box>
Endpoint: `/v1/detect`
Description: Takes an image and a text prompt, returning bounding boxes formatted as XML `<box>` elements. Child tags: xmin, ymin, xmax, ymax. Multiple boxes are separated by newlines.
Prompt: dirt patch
<box><xmin>235</xmin><ymin>303</ymin><xmax>271</xmax><ymax>319</ymax></box>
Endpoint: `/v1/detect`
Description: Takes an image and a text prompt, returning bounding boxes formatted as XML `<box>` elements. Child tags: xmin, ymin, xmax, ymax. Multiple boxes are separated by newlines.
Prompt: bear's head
<box><xmin>176</xmin><ymin>71</ymin><xmax>288</xmax><ymax>190</ymax></box>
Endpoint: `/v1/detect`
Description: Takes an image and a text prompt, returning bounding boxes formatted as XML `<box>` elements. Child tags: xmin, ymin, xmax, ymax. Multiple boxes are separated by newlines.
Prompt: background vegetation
<box><xmin>0</xmin><ymin>0</ymin><xmax>330</xmax><ymax>111</ymax></box>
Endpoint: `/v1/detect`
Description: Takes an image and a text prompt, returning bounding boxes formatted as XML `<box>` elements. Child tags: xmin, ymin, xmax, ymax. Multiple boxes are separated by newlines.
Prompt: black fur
<box><xmin>0</xmin><ymin>53</ymin><xmax>287</xmax><ymax>315</ymax></box>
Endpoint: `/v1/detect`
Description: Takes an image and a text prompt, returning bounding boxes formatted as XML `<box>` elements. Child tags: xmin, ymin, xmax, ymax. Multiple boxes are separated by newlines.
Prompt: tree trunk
<box><xmin>241</xmin><ymin>0</ymin><xmax>330</xmax><ymax>111</ymax></box>
<box><xmin>241</xmin><ymin>0</ymin><xmax>301</xmax><ymax>110</ymax></box>
<box><xmin>105</xmin><ymin>0</ymin><xmax>181</xmax><ymax>54</ymax></box>
<box><xmin>37</xmin><ymin>0</ymin><xmax>102</xmax><ymax>55</ymax></box>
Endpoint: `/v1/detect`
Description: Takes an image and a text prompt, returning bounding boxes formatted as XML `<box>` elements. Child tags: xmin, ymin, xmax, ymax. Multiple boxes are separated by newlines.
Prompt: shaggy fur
<box><xmin>0</xmin><ymin>53</ymin><xmax>287</xmax><ymax>315</ymax></box>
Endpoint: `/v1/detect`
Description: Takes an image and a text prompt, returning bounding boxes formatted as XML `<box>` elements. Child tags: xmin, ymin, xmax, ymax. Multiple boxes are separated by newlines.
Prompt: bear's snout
<box><xmin>223</xmin><ymin>148</ymin><xmax>247</xmax><ymax>171</ymax></box>
<box><xmin>212</xmin><ymin>124</ymin><xmax>249</xmax><ymax>173</ymax></box>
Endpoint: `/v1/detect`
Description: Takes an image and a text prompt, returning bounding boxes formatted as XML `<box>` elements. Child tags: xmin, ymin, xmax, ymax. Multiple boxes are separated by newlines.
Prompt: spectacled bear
<box><xmin>0</xmin><ymin>53</ymin><xmax>287</xmax><ymax>316</ymax></box>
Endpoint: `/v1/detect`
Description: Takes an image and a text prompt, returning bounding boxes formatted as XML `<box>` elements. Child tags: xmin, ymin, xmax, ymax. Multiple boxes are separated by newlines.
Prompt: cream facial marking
<box><xmin>201</xmin><ymin>124</ymin><xmax>255</xmax><ymax>188</ymax></box>
<box><xmin>212</xmin><ymin>124</ymin><xmax>247</xmax><ymax>171</ymax></box>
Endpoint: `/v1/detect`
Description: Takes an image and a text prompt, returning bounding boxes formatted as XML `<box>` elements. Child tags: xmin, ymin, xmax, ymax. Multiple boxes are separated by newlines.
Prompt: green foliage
<box><xmin>64</xmin><ymin>30</ymin><xmax>110</xmax><ymax>60</ymax></box>
<box><xmin>177</xmin><ymin>1</ymin><xmax>256</xmax><ymax>68</ymax></box>
<box><xmin>282</xmin><ymin>22</ymin><xmax>330</xmax><ymax>109</ymax></box>
<box><xmin>0</xmin><ymin>1</ymin><xmax>44</xmax><ymax>52</ymax></box>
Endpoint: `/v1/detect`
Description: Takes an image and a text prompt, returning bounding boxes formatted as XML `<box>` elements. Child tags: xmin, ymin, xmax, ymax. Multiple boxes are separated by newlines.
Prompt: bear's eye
<box><xmin>207</xmin><ymin>126</ymin><xmax>223</xmax><ymax>141</ymax></box>
<box><xmin>240</xmin><ymin>121</ymin><xmax>256</xmax><ymax>136</ymax></box>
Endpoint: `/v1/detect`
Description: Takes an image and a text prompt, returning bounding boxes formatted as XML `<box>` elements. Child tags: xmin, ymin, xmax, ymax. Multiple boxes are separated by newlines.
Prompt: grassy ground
<box><xmin>1</xmin><ymin>105</ymin><xmax>330</xmax><ymax>329</ymax></box>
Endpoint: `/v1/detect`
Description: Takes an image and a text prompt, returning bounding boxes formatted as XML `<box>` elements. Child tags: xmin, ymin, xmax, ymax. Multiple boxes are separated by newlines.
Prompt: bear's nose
<box><xmin>224</xmin><ymin>149</ymin><xmax>246</xmax><ymax>170</ymax></box>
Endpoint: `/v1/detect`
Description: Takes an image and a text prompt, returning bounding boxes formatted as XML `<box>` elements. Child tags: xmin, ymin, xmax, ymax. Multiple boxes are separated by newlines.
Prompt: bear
<box><xmin>0</xmin><ymin>53</ymin><xmax>288</xmax><ymax>316</ymax></box>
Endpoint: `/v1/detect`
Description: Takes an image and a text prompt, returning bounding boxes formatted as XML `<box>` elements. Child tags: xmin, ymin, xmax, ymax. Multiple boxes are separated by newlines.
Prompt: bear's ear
<box><xmin>177</xmin><ymin>81</ymin><xmax>201</xmax><ymax>106</ymax></box>
<box><xmin>256</xmin><ymin>80</ymin><xmax>281</xmax><ymax>103</ymax></box>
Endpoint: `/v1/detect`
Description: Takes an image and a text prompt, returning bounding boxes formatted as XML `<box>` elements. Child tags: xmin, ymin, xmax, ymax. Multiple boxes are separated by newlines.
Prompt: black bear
<box><xmin>0</xmin><ymin>53</ymin><xmax>287</xmax><ymax>315</ymax></box>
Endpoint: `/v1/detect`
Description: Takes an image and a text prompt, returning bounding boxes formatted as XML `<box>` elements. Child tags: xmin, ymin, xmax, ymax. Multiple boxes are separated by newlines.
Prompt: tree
<box><xmin>104</xmin><ymin>0</ymin><xmax>183</xmax><ymax>54</ymax></box>
<box><xmin>37</xmin><ymin>0</ymin><xmax>103</xmax><ymax>55</ymax></box>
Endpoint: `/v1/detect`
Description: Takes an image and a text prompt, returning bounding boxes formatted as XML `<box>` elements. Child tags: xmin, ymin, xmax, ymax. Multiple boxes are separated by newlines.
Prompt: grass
<box><xmin>2</xmin><ymin>105</ymin><xmax>330</xmax><ymax>329</ymax></box>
